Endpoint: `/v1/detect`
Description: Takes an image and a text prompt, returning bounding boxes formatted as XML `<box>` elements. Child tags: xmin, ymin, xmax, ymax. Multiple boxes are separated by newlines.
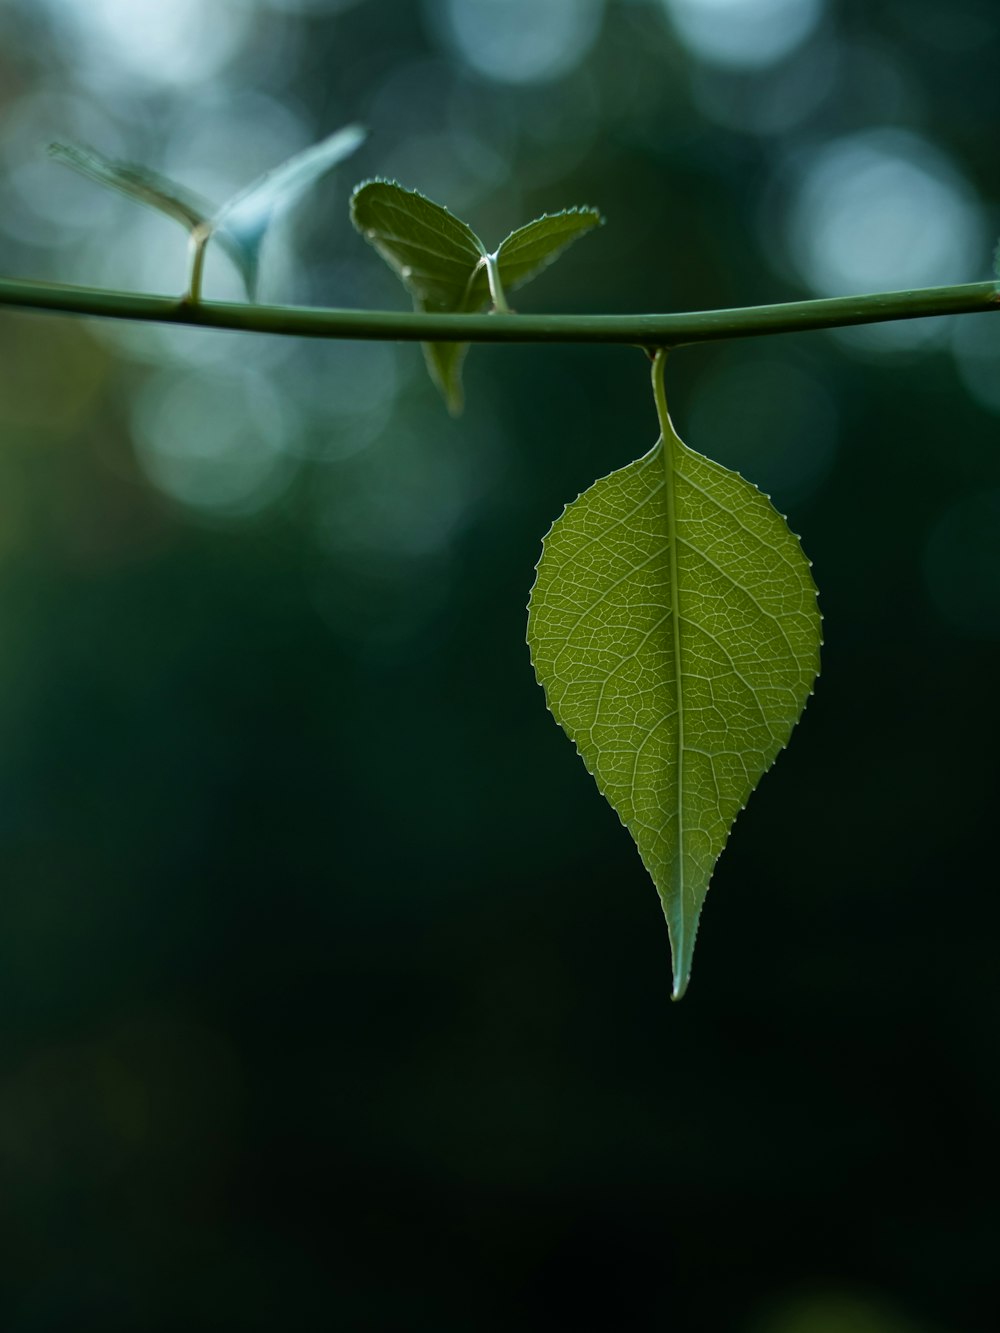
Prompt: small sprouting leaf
<box><xmin>495</xmin><ymin>208</ymin><xmax>603</xmax><ymax>293</ymax></box>
<box><xmin>48</xmin><ymin>141</ymin><xmax>215</xmax><ymax>232</ymax></box>
<box><xmin>350</xmin><ymin>179</ymin><xmax>487</xmax><ymax>308</ymax></box>
<box><xmin>350</xmin><ymin>179</ymin><xmax>489</xmax><ymax>414</ymax></box>
<box><xmin>49</xmin><ymin>127</ymin><xmax>366</xmax><ymax>300</ymax></box>
<box><xmin>527</xmin><ymin>353</ymin><xmax>821</xmax><ymax>998</ymax></box>
<box><xmin>215</xmin><ymin>124</ymin><xmax>366</xmax><ymax>300</ymax></box>
<box><xmin>350</xmin><ymin>182</ymin><xmax>602</xmax><ymax>414</ymax></box>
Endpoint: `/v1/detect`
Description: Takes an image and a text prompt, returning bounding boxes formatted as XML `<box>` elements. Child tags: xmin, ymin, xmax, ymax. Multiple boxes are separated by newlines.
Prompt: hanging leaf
<box><xmin>527</xmin><ymin>353</ymin><xmax>821</xmax><ymax>998</ymax></box>
<box><xmin>49</xmin><ymin>127</ymin><xmax>366</xmax><ymax>300</ymax></box>
<box><xmin>350</xmin><ymin>181</ymin><xmax>602</xmax><ymax>414</ymax></box>
<box><xmin>495</xmin><ymin>208</ymin><xmax>602</xmax><ymax>292</ymax></box>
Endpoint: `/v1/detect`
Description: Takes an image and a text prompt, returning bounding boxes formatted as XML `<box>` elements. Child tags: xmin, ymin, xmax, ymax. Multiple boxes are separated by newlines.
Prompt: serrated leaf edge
<box><xmin>493</xmin><ymin>205</ymin><xmax>605</xmax><ymax>256</ymax></box>
<box><xmin>349</xmin><ymin>177</ymin><xmax>488</xmax><ymax>256</ymax></box>
<box><xmin>525</xmin><ymin>440</ymin><xmax>821</xmax><ymax>1000</ymax></box>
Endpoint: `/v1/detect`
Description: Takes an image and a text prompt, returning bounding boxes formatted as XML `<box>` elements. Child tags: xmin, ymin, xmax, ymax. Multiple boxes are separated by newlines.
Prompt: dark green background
<box><xmin>0</xmin><ymin>1</ymin><xmax>998</xmax><ymax>1328</ymax></box>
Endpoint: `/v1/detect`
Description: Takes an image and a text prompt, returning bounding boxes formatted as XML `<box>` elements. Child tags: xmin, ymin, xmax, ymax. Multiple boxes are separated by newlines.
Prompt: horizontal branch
<box><xmin>1</xmin><ymin>275</ymin><xmax>998</xmax><ymax>347</ymax></box>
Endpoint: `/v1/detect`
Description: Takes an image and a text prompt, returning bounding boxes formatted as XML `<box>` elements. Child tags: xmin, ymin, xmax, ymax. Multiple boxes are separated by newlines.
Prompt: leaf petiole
<box><xmin>483</xmin><ymin>253</ymin><xmax>511</xmax><ymax>313</ymax></box>
<box><xmin>185</xmin><ymin>222</ymin><xmax>213</xmax><ymax>305</ymax></box>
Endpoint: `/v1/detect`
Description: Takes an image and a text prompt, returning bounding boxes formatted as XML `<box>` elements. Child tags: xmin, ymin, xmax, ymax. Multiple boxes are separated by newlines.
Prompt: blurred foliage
<box><xmin>0</xmin><ymin>1</ymin><xmax>999</xmax><ymax>1329</ymax></box>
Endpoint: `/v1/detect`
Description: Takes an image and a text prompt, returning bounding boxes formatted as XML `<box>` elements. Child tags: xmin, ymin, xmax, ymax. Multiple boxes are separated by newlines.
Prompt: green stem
<box><xmin>0</xmin><ymin>275</ymin><xmax>997</xmax><ymax>346</ymax></box>
<box><xmin>184</xmin><ymin>224</ymin><xmax>212</xmax><ymax>305</ymax></box>
<box><xmin>483</xmin><ymin>253</ymin><xmax>510</xmax><ymax>313</ymax></box>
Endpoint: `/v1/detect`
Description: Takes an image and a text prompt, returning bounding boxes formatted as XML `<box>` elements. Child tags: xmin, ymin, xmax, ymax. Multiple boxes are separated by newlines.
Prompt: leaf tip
<box><xmin>46</xmin><ymin>141</ymin><xmax>87</xmax><ymax>169</ymax></box>
<box><xmin>349</xmin><ymin>175</ymin><xmax>416</xmax><ymax>212</ymax></box>
<box><xmin>338</xmin><ymin>122</ymin><xmax>368</xmax><ymax>149</ymax></box>
<box><xmin>665</xmin><ymin>906</ymin><xmax>699</xmax><ymax>1002</ymax></box>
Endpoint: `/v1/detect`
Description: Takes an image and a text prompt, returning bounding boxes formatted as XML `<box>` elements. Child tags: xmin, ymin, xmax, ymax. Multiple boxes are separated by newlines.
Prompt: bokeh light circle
<box><xmin>131</xmin><ymin>367</ymin><xmax>295</xmax><ymax>516</ymax></box>
<box><xmin>434</xmin><ymin>0</ymin><xmax>604</xmax><ymax>85</ymax></box>
<box><xmin>662</xmin><ymin>0</ymin><xmax>825</xmax><ymax>71</ymax></box>
<box><xmin>786</xmin><ymin>130</ymin><xmax>984</xmax><ymax>298</ymax></box>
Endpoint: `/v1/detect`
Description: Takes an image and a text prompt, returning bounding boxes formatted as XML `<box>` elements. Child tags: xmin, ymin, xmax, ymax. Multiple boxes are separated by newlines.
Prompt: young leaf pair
<box><xmin>350</xmin><ymin>181</ymin><xmax>602</xmax><ymax>413</ymax></box>
<box><xmin>50</xmin><ymin>125</ymin><xmax>366</xmax><ymax>301</ymax></box>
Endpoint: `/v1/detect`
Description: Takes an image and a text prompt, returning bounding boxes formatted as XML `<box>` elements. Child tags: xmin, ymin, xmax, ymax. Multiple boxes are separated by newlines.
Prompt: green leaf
<box><xmin>350</xmin><ymin>183</ymin><xmax>602</xmax><ymax>414</ymax></box>
<box><xmin>527</xmin><ymin>353</ymin><xmax>821</xmax><ymax>998</ymax></box>
<box><xmin>350</xmin><ymin>179</ymin><xmax>487</xmax><ymax>309</ymax></box>
<box><xmin>496</xmin><ymin>207</ymin><xmax>603</xmax><ymax>292</ymax></box>
<box><xmin>350</xmin><ymin>179</ymin><xmax>489</xmax><ymax>414</ymax></box>
<box><xmin>421</xmin><ymin>340</ymin><xmax>472</xmax><ymax>417</ymax></box>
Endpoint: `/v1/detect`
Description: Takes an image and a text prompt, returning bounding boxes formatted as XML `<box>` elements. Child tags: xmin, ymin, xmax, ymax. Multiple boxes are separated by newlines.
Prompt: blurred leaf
<box><xmin>496</xmin><ymin>207</ymin><xmax>603</xmax><ymax>292</ymax></box>
<box><xmin>49</xmin><ymin>127</ymin><xmax>366</xmax><ymax>300</ymax></box>
<box><xmin>215</xmin><ymin>124</ymin><xmax>366</xmax><ymax>300</ymax></box>
<box><xmin>350</xmin><ymin>179</ymin><xmax>489</xmax><ymax>414</ymax></box>
<box><xmin>351</xmin><ymin>182</ymin><xmax>602</xmax><ymax>414</ymax></box>
<box><xmin>527</xmin><ymin>354</ymin><xmax>821</xmax><ymax>998</ymax></box>
<box><xmin>48</xmin><ymin>141</ymin><xmax>215</xmax><ymax>232</ymax></box>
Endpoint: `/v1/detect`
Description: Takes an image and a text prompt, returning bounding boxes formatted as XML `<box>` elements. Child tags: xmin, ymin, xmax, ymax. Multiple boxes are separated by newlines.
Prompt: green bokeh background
<box><xmin>0</xmin><ymin>2</ymin><xmax>998</xmax><ymax>1328</ymax></box>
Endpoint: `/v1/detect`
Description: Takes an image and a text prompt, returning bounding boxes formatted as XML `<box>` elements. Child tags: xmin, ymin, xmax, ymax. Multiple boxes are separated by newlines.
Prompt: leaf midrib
<box><xmin>664</xmin><ymin>426</ymin><xmax>686</xmax><ymax>938</ymax></box>
<box><xmin>654</xmin><ymin>353</ymin><xmax>686</xmax><ymax>990</ymax></box>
